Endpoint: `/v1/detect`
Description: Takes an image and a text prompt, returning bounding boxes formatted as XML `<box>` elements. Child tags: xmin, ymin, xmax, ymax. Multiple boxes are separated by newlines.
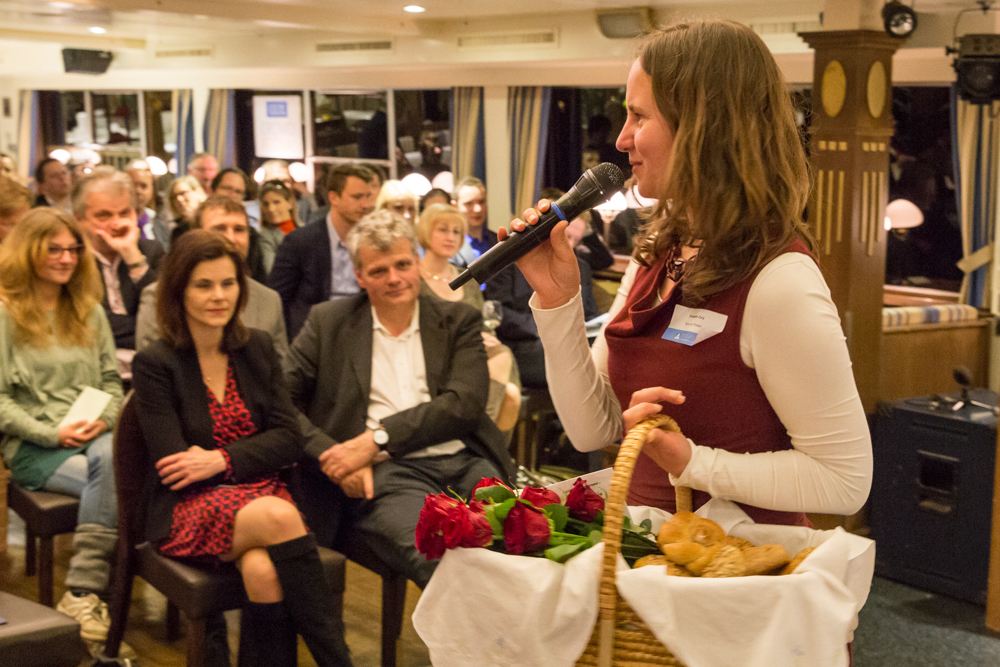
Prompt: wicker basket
<box><xmin>576</xmin><ymin>413</ymin><xmax>691</xmax><ymax>667</ymax></box>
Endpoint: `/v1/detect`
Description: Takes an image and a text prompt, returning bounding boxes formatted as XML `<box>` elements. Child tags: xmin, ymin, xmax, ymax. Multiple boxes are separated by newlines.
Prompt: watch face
<box><xmin>374</xmin><ymin>429</ymin><xmax>389</xmax><ymax>445</ymax></box>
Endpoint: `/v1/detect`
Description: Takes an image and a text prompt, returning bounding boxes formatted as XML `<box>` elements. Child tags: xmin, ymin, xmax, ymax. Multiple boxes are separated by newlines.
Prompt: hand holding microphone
<box><xmin>501</xmin><ymin>200</ymin><xmax>584</xmax><ymax>310</ymax></box>
<box><xmin>449</xmin><ymin>163</ymin><xmax>625</xmax><ymax>300</ymax></box>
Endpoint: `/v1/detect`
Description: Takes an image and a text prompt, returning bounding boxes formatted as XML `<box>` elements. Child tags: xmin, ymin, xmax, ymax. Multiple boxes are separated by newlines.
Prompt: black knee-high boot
<box><xmin>266</xmin><ymin>534</ymin><xmax>353</xmax><ymax>667</ymax></box>
<box><xmin>236</xmin><ymin>602</ymin><xmax>297</xmax><ymax>667</ymax></box>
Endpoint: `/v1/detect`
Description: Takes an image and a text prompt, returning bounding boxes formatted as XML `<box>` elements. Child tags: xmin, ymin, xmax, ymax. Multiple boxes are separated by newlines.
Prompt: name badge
<box><xmin>662</xmin><ymin>305</ymin><xmax>728</xmax><ymax>346</ymax></box>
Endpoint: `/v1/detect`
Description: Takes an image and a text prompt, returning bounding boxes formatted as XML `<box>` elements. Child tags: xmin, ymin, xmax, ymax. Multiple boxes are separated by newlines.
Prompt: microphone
<box><xmin>449</xmin><ymin>162</ymin><xmax>626</xmax><ymax>289</ymax></box>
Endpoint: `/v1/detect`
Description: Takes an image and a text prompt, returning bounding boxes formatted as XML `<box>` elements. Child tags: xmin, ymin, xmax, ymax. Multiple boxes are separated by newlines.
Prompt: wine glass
<box><xmin>482</xmin><ymin>300</ymin><xmax>503</xmax><ymax>335</ymax></box>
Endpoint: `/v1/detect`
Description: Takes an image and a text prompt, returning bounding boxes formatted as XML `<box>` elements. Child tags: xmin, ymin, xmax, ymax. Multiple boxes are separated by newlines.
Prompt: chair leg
<box><xmin>185</xmin><ymin>616</ymin><xmax>207</xmax><ymax>667</ymax></box>
<box><xmin>381</xmin><ymin>573</ymin><xmax>407</xmax><ymax>667</ymax></box>
<box><xmin>167</xmin><ymin>600</ymin><xmax>182</xmax><ymax>641</ymax></box>
<box><xmin>39</xmin><ymin>535</ymin><xmax>54</xmax><ymax>607</ymax></box>
<box><xmin>24</xmin><ymin>530</ymin><xmax>37</xmax><ymax>576</ymax></box>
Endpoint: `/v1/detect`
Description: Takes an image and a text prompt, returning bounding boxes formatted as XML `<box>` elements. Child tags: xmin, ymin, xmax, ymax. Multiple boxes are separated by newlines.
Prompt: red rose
<box><xmin>565</xmin><ymin>478</ymin><xmax>604</xmax><ymax>522</ymax></box>
<box><xmin>442</xmin><ymin>502</ymin><xmax>473</xmax><ymax>550</ymax></box>
<box><xmin>468</xmin><ymin>499</ymin><xmax>486</xmax><ymax>515</ymax></box>
<box><xmin>503</xmin><ymin>501</ymin><xmax>551</xmax><ymax>555</ymax></box>
<box><xmin>519</xmin><ymin>486</ymin><xmax>560</xmax><ymax>509</ymax></box>
<box><xmin>471</xmin><ymin>476</ymin><xmax>512</xmax><ymax>496</ymax></box>
<box><xmin>461</xmin><ymin>509</ymin><xmax>494</xmax><ymax>549</ymax></box>
<box><xmin>415</xmin><ymin>494</ymin><xmax>452</xmax><ymax>560</ymax></box>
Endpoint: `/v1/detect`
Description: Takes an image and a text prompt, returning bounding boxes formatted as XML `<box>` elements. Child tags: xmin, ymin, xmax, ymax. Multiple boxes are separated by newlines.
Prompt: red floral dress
<box><xmin>158</xmin><ymin>366</ymin><xmax>295</xmax><ymax>557</ymax></box>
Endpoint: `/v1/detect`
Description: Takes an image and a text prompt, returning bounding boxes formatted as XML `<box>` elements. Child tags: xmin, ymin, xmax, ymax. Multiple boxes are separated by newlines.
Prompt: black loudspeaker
<box><xmin>953</xmin><ymin>34</ymin><xmax>1000</xmax><ymax>104</ymax></box>
<box><xmin>61</xmin><ymin>48</ymin><xmax>114</xmax><ymax>75</ymax></box>
<box><xmin>870</xmin><ymin>389</ymin><xmax>998</xmax><ymax>603</ymax></box>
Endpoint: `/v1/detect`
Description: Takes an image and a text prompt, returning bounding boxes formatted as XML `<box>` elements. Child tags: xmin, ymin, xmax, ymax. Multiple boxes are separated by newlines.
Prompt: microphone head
<box><xmin>592</xmin><ymin>162</ymin><xmax>626</xmax><ymax>193</ymax></box>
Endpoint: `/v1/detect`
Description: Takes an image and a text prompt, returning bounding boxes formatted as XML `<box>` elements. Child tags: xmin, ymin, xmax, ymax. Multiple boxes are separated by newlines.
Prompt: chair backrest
<box><xmin>112</xmin><ymin>391</ymin><xmax>149</xmax><ymax>549</ymax></box>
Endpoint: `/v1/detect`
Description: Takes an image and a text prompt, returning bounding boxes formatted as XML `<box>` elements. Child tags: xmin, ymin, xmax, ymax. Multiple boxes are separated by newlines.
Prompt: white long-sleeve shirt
<box><xmin>529</xmin><ymin>253</ymin><xmax>872</xmax><ymax>516</ymax></box>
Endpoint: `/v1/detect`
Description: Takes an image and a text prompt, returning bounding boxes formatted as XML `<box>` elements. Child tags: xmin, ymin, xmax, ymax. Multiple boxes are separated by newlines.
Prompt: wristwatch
<box><xmin>373</xmin><ymin>426</ymin><xmax>389</xmax><ymax>448</ymax></box>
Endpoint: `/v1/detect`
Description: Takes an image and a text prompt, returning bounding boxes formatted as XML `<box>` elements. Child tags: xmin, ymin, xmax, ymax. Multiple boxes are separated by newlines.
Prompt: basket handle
<box><xmin>594</xmin><ymin>413</ymin><xmax>688</xmax><ymax>667</ymax></box>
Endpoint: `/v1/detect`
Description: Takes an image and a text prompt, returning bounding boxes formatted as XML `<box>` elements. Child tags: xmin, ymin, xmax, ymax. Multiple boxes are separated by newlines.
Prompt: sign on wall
<box><xmin>252</xmin><ymin>95</ymin><xmax>304</xmax><ymax>159</ymax></box>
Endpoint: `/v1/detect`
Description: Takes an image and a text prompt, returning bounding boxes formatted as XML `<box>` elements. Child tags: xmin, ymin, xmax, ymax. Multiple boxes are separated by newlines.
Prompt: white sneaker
<box><xmin>57</xmin><ymin>591</ymin><xmax>110</xmax><ymax>642</ymax></box>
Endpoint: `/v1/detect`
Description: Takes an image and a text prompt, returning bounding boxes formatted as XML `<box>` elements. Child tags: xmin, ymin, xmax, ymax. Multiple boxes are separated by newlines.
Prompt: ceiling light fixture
<box><xmin>88</xmin><ymin>26</ymin><xmax>107</xmax><ymax>34</ymax></box>
<box><xmin>403</xmin><ymin>5</ymin><xmax>426</xmax><ymax>13</ymax></box>
<box><xmin>882</xmin><ymin>2</ymin><xmax>917</xmax><ymax>39</ymax></box>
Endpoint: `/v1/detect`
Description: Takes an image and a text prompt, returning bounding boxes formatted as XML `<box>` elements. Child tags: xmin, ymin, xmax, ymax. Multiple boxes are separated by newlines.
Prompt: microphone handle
<box><xmin>449</xmin><ymin>203</ymin><xmax>568</xmax><ymax>289</ymax></box>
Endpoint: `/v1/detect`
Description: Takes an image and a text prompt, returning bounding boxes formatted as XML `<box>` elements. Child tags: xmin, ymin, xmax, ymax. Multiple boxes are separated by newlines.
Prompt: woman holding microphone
<box><xmin>506</xmin><ymin>20</ymin><xmax>872</xmax><ymax>524</ymax></box>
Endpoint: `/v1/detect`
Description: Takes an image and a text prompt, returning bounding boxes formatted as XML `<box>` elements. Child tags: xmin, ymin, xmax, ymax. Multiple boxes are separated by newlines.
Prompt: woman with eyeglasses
<box><xmin>0</xmin><ymin>207</ymin><xmax>127</xmax><ymax>657</ymax></box>
<box><xmin>167</xmin><ymin>175</ymin><xmax>208</xmax><ymax>247</ymax></box>
<box><xmin>257</xmin><ymin>179</ymin><xmax>301</xmax><ymax>276</ymax></box>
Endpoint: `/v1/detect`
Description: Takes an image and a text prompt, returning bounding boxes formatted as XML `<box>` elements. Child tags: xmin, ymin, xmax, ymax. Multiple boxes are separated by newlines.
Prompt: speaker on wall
<box><xmin>62</xmin><ymin>48</ymin><xmax>114</xmax><ymax>75</ymax></box>
<box><xmin>596</xmin><ymin>8</ymin><xmax>653</xmax><ymax>39</ymax></box>
<box><xmin>953</xmin><ymin>34</ymin><xmax>1000</xmax><ymax>104</ymax></box>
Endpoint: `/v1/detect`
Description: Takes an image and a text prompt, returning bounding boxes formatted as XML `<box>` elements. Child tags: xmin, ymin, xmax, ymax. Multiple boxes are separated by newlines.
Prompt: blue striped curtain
<box><xmin>204</xmin><ymin>89</ymin><xmax>236</xmax><ymax>169</ymax></box>
<box><xmin>952</xmin><ymin>86</ymin><xmax>1000</xmax><ymax>309</ymax></box>
<box><xmin>172</xmin><ymin>89</ymin><xmax>196</xmax><ymax>176</ymax></box>
<box><xmin>17</xmin><ymin>91</ymin><xmax>40</xmax><ymax>181</ymax></box>
<box><xmin>508</xmin><ymin>87</ymin><xmax>552</xmax><ymax>215</ymax></box>
<box><xmin>451</xmin><ymin>87</ymin><xmax>486</xmax><ymax>182</ymax></box>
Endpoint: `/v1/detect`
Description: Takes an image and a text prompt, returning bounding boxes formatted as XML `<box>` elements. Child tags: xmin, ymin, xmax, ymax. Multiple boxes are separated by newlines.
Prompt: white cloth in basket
<box><xmin>412</xmin><ymin>500</ymin><xmax>875</xmax><ymax>667</ymax></box>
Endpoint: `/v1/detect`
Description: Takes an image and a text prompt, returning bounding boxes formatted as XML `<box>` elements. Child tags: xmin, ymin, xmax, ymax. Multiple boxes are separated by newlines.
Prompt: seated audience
<box><xmin>0</xmin><ymin>208</ymin><xmax>127</xmax><ymax>657</ymax></box>
<box><xmin>269</xmin><ymin>163</ymin><xmax>376</xmax><ymax>339</ymax></box>
<box><xmin>286</xmin><ymin>210</ymin><xmax>514</xmax><ymax>589</ymax></box>
<box><xmin>257</xmin><ymin>179</ymin><xmax>301</xmax><ymax>276</ymax></box>
<box><xmin>33</xmin><ymin>157</ymin><xmax>72</xmax><ymax>214</ymax></box>
<box><xmin>257</xmin><ymin>159</ymin><xmax>315</xmax><ymax>224</ymax></box>
<box><xmin>125</xmin><ymin>159</ymin><xmax>164</xmax><ymax>245</ymax></box>
<box><xmin>375</xmin><ymin>180</ymin><xmax>418</xmax><ymax>224</ymax></box>
<box><xmin>166</xmin><ymin>175</ymin><xmax>208</xmax><ymax>246</ymax></box>
<box><xmin>417</xmin><ymin>204</ymin><xmax>521</xmax><ymax>431</ymax></box>
<box><xmin>73</xmin><ymin>169</ymin><xmax>164</xmax><ymax>354</ymax></box>
<box><xmin>132</xmin><ymin>230</ymin><xmax>352</xmax><ymax>667</ymax></box>
<box><xmin>210</xmin><ymin>167</ymin><xmax>267</xmax><ymax>281</ymax></box>
<box><xmin>455</xmin><ymin>176</ymin><xmax>495</xmax><ymax>256</ymax></box>
<box><xmin>136</xmin><ymin>195</ymin><xmax>288</xmax><ymax>359</ymax></box>
<box><xmin>0</xmin><ymin>175</ymin><xmax>32</xmax><ymax>242</ymax></box>
<box><xmin>187</xmin><ymin>153</ymin><xmax>219</xmax><ymax>195</ymax></box>
<box><xmin>419</xmin><ymin>187</ymin><xmax>450</xmax><ymax>213</ymax></box>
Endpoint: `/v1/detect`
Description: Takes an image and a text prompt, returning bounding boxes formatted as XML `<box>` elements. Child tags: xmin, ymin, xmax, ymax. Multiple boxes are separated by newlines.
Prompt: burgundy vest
<box><xmin>605</xmin><ymin>242</ymin><xmax>812</xmax><ymax>527</ymax></box>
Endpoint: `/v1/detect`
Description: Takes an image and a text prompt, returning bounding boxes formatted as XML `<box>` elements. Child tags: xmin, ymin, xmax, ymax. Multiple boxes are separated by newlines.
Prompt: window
<box><xmin>312</xmin><ymin>91</ymin><xmax>388</xmax><ymax>160</ymax></box>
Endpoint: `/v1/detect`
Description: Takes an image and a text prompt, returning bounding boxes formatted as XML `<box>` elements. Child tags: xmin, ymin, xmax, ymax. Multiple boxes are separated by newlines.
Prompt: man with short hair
<box><xmin>454</xmin><ymin>176</ymin><xmax>496</xmax><ymax>257</ymax></box>
<box><xmin>33</xmin><ymin>157</ymin><xmax>72</xmax><ymax>213</ymax></box>
<box><xmin>187</xmin><ymin>152</ymin><xmax>219</xmax><ymax>194</ymax></box>
<box><xmin>73</xmin><ymin>168</ymin><xmax>164</xmax><ymax>352</ymax></box>
<box><xmin>286</xmin><ymin>210</ymin><xmax>513</xmax><ymax>589</ymax></box>
<box><xmin>135</xmin><ymin>195</ymin><xmax>288</xmax><ymax>358</ymax></box>
<box><xmin>0</xmin><ymin>175</ymin><xmax>32</xmax><ymax>242</ymax></box>
<box><xmin>269</xmin><ymin>163</ymin><xmax>377</xmax><ymax>338</ymax></box>
<box><xmin>124</xmin><ymin>159</ymin><xmax>163</xmax><ymax>245</ymax></box>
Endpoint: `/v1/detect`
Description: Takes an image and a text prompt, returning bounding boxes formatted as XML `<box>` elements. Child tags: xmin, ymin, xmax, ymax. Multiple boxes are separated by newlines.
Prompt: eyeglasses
<box><xmin>47</xmin><ymin>244</ymin><xmax>84</xmax><ymax>259</ymax></box>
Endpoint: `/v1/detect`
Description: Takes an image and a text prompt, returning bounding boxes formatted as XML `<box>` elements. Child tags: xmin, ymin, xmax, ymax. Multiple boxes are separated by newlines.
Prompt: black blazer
<box><xmin>284</xmin><ymin>292</ymin><xmax>515</xmax><ymax>481</ymax></box>
<box><xmin>100</xmin><ymin>238</ymin><xmax>164</xmax><ymax>350</ymax></box>
<box><xmin>131</xmin><ymin>329</ymin><xmax>305</xmax><ymax>544</ymax></box>
<box><xmin>268</xmin><ymin>220</ymin><xmax>332</xmax><ymax>340</ymax></box>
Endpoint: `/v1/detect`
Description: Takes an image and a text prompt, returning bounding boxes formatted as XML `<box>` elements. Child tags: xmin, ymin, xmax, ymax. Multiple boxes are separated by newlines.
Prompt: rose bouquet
<box><xmin>415</xmin><ymin>476</ymin><xmax>660</xmax><ymax>564</ymax></box>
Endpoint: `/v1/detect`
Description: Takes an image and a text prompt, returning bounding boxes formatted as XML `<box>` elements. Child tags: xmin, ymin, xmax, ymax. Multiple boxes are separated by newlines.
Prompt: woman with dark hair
<box><xmin>0</xmin><ymin>207</ymin><xmax>126</xmax><ymax>657</ymax></box>
<box><xmin>131</xmin><ymin>230</ymin><xmax>352</xmax><ymax>667</ymax></box>
<box><xmin>507</xmin><ymin>20</ymin><xmax>872</xmax><ymax>525</ymax></box>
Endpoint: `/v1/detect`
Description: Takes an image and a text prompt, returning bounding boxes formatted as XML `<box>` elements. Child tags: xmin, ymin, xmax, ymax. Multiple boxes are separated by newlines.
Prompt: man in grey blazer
<box><xmin>286</xmin><ymin>210</ymin><xmax>514</xmax><ymax>589</ymax></box>
<box><xmin>135</xmin><ymin>196</ymin><xmax>289</xmax><ymax>358</ymax></box>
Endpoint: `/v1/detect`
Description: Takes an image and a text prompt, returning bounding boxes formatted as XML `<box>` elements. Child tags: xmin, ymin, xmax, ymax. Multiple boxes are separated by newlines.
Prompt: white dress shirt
<box><xmin>367</xmin><ymin>302</ymin><xmax>466</xmax><ymax>459</ymax></box>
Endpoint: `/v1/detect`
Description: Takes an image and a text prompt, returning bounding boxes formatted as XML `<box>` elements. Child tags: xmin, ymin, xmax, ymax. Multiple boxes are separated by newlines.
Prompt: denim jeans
<box><xmin>42</xmin><ymin>431</ymin><xmax>117</xmax><ymax>531</ymax></box>
<box><xmin>43</xmin><ymin>431</ymin><xmax>118</xmax><ymax>594</ymax></box>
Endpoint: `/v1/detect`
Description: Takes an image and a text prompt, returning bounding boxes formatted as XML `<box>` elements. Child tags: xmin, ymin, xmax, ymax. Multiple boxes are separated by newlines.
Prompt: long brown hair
<box><xmin>155</xmin><ymin>229</ymin><xmax>249</xmax><ymax>351</ymax></box>
<box><xmin>634</xmin><ymin>20</ymin><xmax>816</xmax><ymax>304</ymax></box>
<box><xmin>0</xmin><ymin>207</ymin><xmax>103</xmax><ymax>347</ymax></box>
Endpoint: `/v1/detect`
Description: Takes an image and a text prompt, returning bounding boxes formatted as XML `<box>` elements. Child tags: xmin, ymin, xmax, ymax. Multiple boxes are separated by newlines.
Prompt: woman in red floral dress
<box><xmin>132</xmin><ymin>230</ymin><xmax>352</xmax><ymax>667</ymax></box>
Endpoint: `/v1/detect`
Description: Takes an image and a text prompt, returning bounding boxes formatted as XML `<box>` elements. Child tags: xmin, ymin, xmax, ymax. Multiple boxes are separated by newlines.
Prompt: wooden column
<box><xmin>799</xmin><ymin>30</ymin><xmax>902</xmax><ymax>413</ymax></box>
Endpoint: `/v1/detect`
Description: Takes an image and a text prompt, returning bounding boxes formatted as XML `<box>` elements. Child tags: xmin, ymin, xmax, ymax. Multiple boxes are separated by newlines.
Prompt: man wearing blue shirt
<box><xmin>454</xmin><ymin>176</ymin><xmax>497</xmax><ymax>257</ymax></box>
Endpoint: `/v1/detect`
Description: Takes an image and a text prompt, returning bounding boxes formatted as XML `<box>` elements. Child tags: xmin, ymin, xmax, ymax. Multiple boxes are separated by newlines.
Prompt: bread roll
<box><xmin>742</xmin><ymin>544</ymin><xmax>791</xmax><ymax>576</ymax></box>
<box><xmin>780</xmin><ymin>547</ymin><xmax>816</xmax><ymax>575</ymax></box>
<box><xmin>660</xmin><ymin>542</ymin><xmax>707</xmax><ymax>565</ymax></box>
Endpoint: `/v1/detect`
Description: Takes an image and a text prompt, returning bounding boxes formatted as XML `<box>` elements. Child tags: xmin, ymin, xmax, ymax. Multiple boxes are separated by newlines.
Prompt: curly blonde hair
<box><xmin>634</xmin><ymin>20</ymin><xmax>816</xmax><ymax>304</ymax></box>
<box><xmin>0</xmin><ymin>207</ymin><xmax>103</xmax><ymax>347</ymax></box>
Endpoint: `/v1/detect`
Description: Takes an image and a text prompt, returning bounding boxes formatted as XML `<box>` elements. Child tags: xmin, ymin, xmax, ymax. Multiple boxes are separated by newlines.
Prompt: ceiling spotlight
<box><xmin>882</xmin><ymin>2</ymin><xmax>917</xmax><ymax>39</ymax></box>
<box><xmin>88</xmin><ymin>26</ymin><xmax>106</xmax><ymax>34</ymax></box>
<box><xmin>403</xmin><ymin>5</ymin><xmax>426</xmax><ymax>13</ymax></box>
